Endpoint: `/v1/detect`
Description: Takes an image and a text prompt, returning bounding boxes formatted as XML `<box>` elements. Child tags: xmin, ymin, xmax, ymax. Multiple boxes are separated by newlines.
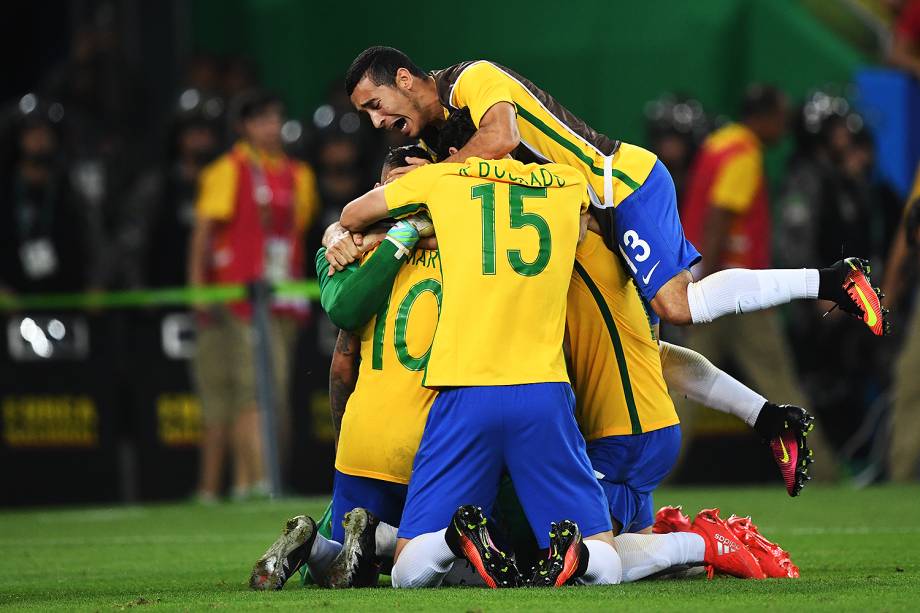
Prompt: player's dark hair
<box><xmin>381</xmin><ymin>144</ymin><xmax>432</xmax><ymax>178</ymax></box>
<box><xmin>740</xmin><ymin>84</ymin><xmax>785</xmax><ymax>119</ymax></box>
<box><xmin>430</xmin><ymin>108</ymin><xmax>477</xmax><ymax>160</ymax></box>
<box><xmin>345</xmin><ymin>46</ymin><xmax>427</xmax><ymax>96</ymax></box>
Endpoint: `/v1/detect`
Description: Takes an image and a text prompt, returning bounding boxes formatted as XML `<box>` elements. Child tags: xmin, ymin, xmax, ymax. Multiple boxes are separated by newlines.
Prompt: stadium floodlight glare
<box><xmin>281</xmin><ymin>120</ymin><xmax>303</xmax><ymax>143</ymax></box>
<box><xmin>340</xmin><ymin>112</ymin><xmax>361</xmax><ymax>134</ymax></box>
<box><xmin>18</xmin><ymin>93</ymin><xmax>38</xmax><ymax>115</ymax></box>
<box><xmin>313</xmin><ymin>104</ymin><xmax>335</xmax><ymax>129</ymax></box>
<box><xmin>47</xmin><ymin>319</ymin><xmax>66</xmax><ymax>341</ymax></box>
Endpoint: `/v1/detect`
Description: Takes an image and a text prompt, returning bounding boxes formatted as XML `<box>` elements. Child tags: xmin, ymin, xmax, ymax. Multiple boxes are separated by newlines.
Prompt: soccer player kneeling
<box><xmin>340</xmin><ymin>155</ymin><xmax>620</xmax><ymax>588</ymax></box>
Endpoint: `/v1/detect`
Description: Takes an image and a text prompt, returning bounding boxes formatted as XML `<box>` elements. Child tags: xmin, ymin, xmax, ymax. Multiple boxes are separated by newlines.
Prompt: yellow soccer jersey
<box><xmin>384</xmin><ymin>158</ymin><xmax>588</xmax><ymax>387</ymax></box>
<box><xmin>431</xmin><ymin>60</ymin><xmax>658</xmax><ymax>208</ymax></box>
<box><xmin>568</xmin><ymin>232</ymin><xmax>679</xmax><ymax>439</ymax></box>
<box><xmin>334</xmin><ymin>248</ymin><xmax>441</xmax><ymax>484</ymax></box>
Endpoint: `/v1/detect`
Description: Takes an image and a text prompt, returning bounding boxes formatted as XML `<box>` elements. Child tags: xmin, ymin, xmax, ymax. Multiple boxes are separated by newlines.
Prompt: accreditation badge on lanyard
<box><xmin>251</xmin><ymin>160</ymin><xmax>293</xmax><ymax>283</ymax></box>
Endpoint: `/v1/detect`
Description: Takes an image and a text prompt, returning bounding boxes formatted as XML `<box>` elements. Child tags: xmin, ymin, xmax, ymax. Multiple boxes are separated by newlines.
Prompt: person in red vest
<box><xmin>188</xmin><ymin>91</ymin><xmax>319</xmax><ymax>502</ymax></box>
<box><xmin>679</xmin><ymin>84</ymin><xmax>838</xmax><ymax>481</ymax></box>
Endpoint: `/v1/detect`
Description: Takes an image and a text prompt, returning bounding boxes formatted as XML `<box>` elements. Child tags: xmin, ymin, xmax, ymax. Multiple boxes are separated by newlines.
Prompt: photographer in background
<box><xmin>0</xmin><ymin>100</ymin><xmax>98</xmax><ymax>296</ymax></box>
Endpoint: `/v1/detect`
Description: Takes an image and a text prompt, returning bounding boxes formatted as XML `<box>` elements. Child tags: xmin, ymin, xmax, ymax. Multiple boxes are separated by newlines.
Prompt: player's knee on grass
<box><xmin>393</xmin><ymin>537</ymin><xmax>411</xmax><ymax>563</ymax></box>
<box><xmin>650</xmin><ymin>272</ymin><xmax>693</xmax><ymax>325</ymax></box>
<box><xmin>580</xmin><ymin>537</ymin><xmax>623</xmax><ymax>585</ymax></box>
<box><xmin>391</xmin><ymin>532</ymin><xmax>456</xmax><ymax>589</ymax></box>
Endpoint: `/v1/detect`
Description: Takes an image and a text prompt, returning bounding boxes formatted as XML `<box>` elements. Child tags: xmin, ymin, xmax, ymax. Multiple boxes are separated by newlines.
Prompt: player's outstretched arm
<box><xmin>439</xmin><ymin>102</ymin><xmax>519</xmax><ymax>164</ymax></box>
<box><xmin>329</xmin><ymin>330</ymin><xmax>360</xmax><ymax>447</ymax></box>
<box><xmin>340</xmin><ymin>185</ymin><xmax>389</xmax><ymax>232</ymax></box>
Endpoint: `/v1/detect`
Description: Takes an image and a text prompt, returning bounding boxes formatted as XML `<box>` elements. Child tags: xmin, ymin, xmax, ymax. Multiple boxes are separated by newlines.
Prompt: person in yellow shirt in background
<box><xmin>187</xmin><ymin>91</ymin><xmax>319</xmax><ymax>502</ymax></box>
<box><xmin>883</xmin><ymin>163</ymin><xmax>920</xmax><ymax>482</ymax></box>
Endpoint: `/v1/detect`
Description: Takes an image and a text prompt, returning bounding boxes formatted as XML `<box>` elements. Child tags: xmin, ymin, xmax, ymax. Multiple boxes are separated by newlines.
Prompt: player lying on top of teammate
<box><xmin>327</xmin><ymin>109</ymin><xmax>816</xmax><ymax>499</ymax></box>
<box><xmin>250</xmin><ymin>115</ymin><xmax>800</xmax><ymax>591</ymax></box>
<box><xmin>343</xmin><ymin>46</ymin><xmax>889</xmax><ymax>337</ymax></box>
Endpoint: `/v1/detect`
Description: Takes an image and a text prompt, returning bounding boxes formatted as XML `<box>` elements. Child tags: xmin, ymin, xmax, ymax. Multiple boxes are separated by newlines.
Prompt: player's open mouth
<box><xmin>393</xmin><ymin>117</ymin><xmax>409</xmax><ymax>134</ymax></box>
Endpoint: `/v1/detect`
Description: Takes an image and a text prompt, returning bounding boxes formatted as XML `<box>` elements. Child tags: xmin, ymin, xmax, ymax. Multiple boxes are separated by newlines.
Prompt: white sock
<box><xmin>576</xmin><ymin>540</ymin><xmax>622</xmax><ymax>585</ymax></box>
<box><xmin>390</xmin><ymin>529</ymin><xmax>458</xmax><ymax>588</ymax></box>
<box><xmin>687</xmin><ymin>268</ymin><xmax>820</xmax><ymax>324</ymax></box>
<box><xmin>659</xmin><ymin>341</ymin><xmax>767</xmax><ymax>427</ymax></box>
<box><xmin>306</xmin><ymin>534</ymin><xmax>342</xmax><ymax>580</ymax></box>
<box><xmin>375</xmin><ymin>521</ymin><xmax>399</xmax><ymax>560</ymax></box>
<box><xmin>613</xmin><ymin>532</ymin><xmax>706</xmax><ymax>582</ymax></box>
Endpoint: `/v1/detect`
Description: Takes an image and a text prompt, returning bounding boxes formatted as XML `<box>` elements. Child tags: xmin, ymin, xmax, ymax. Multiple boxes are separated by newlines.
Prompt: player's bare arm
<box><xmin>323</xmin><ymin>221</ymin><xmax>390</xmax><ymax>274</ymax></box>
<box><xmin>649</xmin><ymin>272</ymin><xmax>694</xmax><ymax>325</ymax></box>
<box><xmin>323</xmin><ymin>222</ymin><xmax>361</xmax><ymax>271</ymax></box>
<box><xmin>650</xmin><ymin>206</ymin><xmax>734</xmax><ymax>326</ymax></box>
<box><xmin>340</xmin><ymin>185</ymin><xmax>390</xmax><ymax>232</ymax></box>
<box><xmin>440</xmin><ymin>102</ymin><xmax>519</xmax><ymax>164</ymax></box>
<box><xmin>387</xmin><ymin>103</ymin><xmax>520</xmax><ymax>182</ymax></box>
<box><xmin>329</xmin><ymin>329</ymin><xmax>360</xmax><ymax>447</ymax></box>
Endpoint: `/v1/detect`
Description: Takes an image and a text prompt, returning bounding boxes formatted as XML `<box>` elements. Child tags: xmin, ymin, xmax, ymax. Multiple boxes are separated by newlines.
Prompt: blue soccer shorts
<box><xmin>594</xmin><ymin>160</ymin><xmax>700</xmax><ymax>323</ymax></box>
<box><xmin>397</xmin><ymin>383</ymin><xmax>612</xmax><ymax>549</ymax></box>
<box><xmin>330</xmin><ymin>470</ymin><xmax>408</xmax><ymax>543</ymax></box>
<box><xmin>587</xmin><ymin>424</ymin><xmax>682</xmax><ymax>533</ymax></box>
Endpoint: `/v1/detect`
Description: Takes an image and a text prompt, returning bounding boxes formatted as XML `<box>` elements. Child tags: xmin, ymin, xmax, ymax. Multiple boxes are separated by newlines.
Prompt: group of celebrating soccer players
<box><xmin>249</xmin><ymin>47</ymin><xmax>889</xmax><ymax>590</ymax></box>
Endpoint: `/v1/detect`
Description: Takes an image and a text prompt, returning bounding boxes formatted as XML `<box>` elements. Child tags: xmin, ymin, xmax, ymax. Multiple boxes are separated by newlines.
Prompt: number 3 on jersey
<box><xmin>471</xmin><ymin>183</ymin><xmax>552</xmax><ymax>277</ymax></box>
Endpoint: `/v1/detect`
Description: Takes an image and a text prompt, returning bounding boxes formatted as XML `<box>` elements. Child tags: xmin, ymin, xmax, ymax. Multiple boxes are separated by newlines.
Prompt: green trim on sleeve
<box><xmin>388</xmin><ymin>202</ymin><xmax>425</xmax><ymax>218</ymax></box>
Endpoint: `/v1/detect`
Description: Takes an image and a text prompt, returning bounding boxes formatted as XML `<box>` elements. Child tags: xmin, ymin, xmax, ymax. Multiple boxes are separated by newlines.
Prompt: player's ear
<box><xmin>395</xmin><ymin>67</ymin><xmax>413</xmax><ymax>90</ymax></box>
<box><xmin>448</xmin><ymin>146</ymin><xmax>459</xmax><ymax>155</ymax></box>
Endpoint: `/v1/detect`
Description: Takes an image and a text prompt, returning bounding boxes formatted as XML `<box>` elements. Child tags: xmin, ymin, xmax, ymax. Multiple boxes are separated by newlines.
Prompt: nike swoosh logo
<box><xmin>642</xmin><ymin>261</ymin><xmax>661</xmax><ymax>285</ymax></box>
<box><xmin>779</xmin><ymin>438</ymin><xmax>790</xmax><ymax>464</ymax></box>
<box><xmin>854</xmin><ymin>285</ymin><xmax>878</xmax><ymax>327</ymax></box>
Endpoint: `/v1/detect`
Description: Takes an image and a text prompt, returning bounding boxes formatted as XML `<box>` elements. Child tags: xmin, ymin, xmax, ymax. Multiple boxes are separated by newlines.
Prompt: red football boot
<box><xmin>652</xmin><ymin>506</ymin><xmax>692</xmax><ymax>534</ymax></box>
<box><xmin>822</xmin><ymin>257</ymin><xmax>890</xmax><ymax>336</ymax></box>
<box><xmin>727</xmin><ymin>515</ymin><xmax>799</xmax><ymax>579</ymax></box>
<box><xmin>690</xmin><ymin>508</ymin><xmax>766</xmax><ymax>579</ymax></box>
<box><xmin>764</xmin><ymin>405</ymin><xmax>815</xmax><ymax>497</ymax></box>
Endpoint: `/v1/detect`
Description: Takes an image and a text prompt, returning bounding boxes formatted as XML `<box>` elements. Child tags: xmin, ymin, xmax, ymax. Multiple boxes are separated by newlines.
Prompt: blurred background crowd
<box><xmin>1</xmin><ymin>0</ymin><xmax>919</xmax><ymax>505</ymax></box>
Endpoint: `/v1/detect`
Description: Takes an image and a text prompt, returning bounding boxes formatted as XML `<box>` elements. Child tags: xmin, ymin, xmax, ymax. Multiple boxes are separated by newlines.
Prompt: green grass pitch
<box><xmin>2</xmin><ymin>485</ymin><xmax>918</xmax><ymax>611</ymax></box>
